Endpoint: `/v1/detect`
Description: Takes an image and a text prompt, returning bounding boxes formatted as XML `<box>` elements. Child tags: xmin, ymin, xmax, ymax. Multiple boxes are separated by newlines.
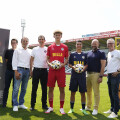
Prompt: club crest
<box><xmin>111</xmin><ymin>55</ymin><xmax>114</xmax><ymax>58</ymax></box>
<box><xmin>82</xmin><ymin>56</ymin><xmax>85</xmax><ymax>59</ymax></box>
<box><xmin>44</xmin><ymin>50</ymin><xmax>47</xmax><ymax>53</ymax></box>
<box><xmin>61</xmin><ymin>48</ymin><xmax>64</xmax><ymax>51</ymax></box>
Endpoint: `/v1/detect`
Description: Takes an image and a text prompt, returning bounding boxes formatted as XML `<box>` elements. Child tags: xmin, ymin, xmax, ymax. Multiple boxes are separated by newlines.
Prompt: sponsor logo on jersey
<box><xmin>74</xmin><ymin>61</ymin><xmax>84</xmax><ymax>65</ymax></box>
<box><xmin>0</xmin><ymin>56</ymin><xmax>3</xmax><ymax>63</ymax></box>
<box><xmin>52</xmin><ymin>53</ymin><xmax>63</xmax><ymax>57</ymax></box>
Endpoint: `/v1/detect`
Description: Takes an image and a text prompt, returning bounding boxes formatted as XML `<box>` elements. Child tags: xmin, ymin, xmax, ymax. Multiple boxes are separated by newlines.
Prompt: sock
<box><xmin>49</xmin><ymin>99</ymin><xmax>53</xmax><ymax>108</ymax></box>
<box><xmin>60</xmin><ymin>100</ymin><xmax>64</xmax><ymax>108</ymax></box>
<box><xmin>82</xmin><ymin>102</ymin><xmax>85</xmax><ymax>110</ymax></box>
<box><xmin>70</xmin><ymin>101</ymin><xmax>74</xmax><ymax>109</ymax></box>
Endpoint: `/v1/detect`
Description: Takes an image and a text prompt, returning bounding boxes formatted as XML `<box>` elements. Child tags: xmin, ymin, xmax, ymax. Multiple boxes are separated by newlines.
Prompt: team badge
<box><xmin>74</xmin><ymin>56</ymin><xmax>76</xmax><ymax>58</ymax></box>
<box><xmin>52</xmin><ymin>47</ymin><xmax>54</xmax><ymax>50</ymax></box>
<box><xmin>44</xmin><ymin>50</ymin><xmax>47</xmax><ymax>53</ymax></box>
<box><xmin>111</xmin><ymin>55</ymin><xmax>114</xmax><ymax>58</ymax></box>
<box><xmin>61</xmin><ymin>48</ymin><xmax>64</xmax><ymax>51</ymax></box>
<box><xmin>82</xmin><ymin>56</ymin><xmax>85</xmax><ymax>59</ymax></box>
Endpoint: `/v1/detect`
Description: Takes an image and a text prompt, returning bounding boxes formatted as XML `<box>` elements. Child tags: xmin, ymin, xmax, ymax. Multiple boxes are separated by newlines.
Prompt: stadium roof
<box><xmin>29</xmin><ymin>30</ymin><xmax>120</xmax><ymax>51</ymax></box>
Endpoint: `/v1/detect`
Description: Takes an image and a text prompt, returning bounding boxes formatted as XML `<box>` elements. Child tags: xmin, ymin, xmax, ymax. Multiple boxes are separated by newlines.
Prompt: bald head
<box><xmin>91</xmin><ymin>39</ymin><xmax>99</xmax><ymax>51</ymax></box>
<box><xmin>91</xmin><ymin>39</ymin><xmax>99</xmax><ymax>45</ymax></box>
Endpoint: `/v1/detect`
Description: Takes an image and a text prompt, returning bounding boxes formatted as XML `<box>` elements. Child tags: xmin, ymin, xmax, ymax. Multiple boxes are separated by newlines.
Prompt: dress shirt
<box><xmin>12</xmin><ymin>47</ymin><xmax>31</xmax><ymax>70</ymax></box>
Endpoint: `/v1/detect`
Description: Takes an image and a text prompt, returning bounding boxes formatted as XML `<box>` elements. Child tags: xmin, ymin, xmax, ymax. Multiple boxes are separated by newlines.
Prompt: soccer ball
<box><xmin>74</xmin><ymin>64</ymin><xmax>84</xmax><ymax>73</ymax></box>
<box><xmin>51</xmin><ymin>60</ymin><xmax>61</xmax><ymax>69</ymax></box>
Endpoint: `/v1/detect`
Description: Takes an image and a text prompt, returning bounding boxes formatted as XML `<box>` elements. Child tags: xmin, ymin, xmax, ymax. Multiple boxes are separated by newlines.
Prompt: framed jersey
<box><xmin>115</xmin><ymin>37</ymin><xmax>120</xmax><ymax>50</ymax></box>
<box><xmin>115</xmin><ymin>37</ymin><xmax>120</xmax><ymax>105</ymax></box>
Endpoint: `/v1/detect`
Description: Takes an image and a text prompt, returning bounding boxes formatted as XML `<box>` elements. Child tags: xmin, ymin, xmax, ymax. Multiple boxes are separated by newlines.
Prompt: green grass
<box><xmin>0</xmin><ymin>75</ymin><xmax>120</xmax><ymax>120</ymax></box>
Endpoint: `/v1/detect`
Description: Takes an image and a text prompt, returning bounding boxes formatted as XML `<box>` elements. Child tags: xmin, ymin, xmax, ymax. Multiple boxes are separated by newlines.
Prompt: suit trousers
<box><xmin>31</xmin><ymin>68</ymin><xmax>48</xmax><ymax>107</ymax></box>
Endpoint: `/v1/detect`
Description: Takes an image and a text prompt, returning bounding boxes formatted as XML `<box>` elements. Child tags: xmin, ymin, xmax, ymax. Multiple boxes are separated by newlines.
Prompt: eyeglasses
<box><xmin>39</xmin><ymin>39</ymin><xmax>45</xmax><ymax>40</ymax></box>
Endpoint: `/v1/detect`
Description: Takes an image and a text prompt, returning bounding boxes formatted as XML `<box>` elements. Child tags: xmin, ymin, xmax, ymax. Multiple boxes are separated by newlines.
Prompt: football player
<box><xmin>68</xmin><ymin>40</ymin><xmax>88</xmax><ymax>115</ymax></box>
<box><xmin>45</xmin><ymin>30</ymin><xmax>68</xmax><ymax>114</ymax></box>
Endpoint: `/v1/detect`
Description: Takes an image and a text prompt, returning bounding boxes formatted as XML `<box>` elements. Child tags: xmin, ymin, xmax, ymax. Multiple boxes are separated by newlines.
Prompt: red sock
<box><xmin>60</xmin><ymin>100</ymin><xmax>64</xmax><ymax>108</ymax></box>
<box><xmin>49</xmin><ymin>99</ymin><xmax>53</xmax><ymax>108</ymax></box>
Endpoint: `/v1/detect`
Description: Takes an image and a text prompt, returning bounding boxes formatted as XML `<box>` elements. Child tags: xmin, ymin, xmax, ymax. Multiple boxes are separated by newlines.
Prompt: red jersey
<box><xmin>47</xmin><ymin>43</ymin><xmax>68</xmax><ymax>70</ymax></box>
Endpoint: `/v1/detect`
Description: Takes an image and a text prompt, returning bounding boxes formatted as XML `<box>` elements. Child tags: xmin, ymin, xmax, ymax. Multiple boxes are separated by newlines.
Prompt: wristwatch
<box><xmin>117</xmin><ymin>70</ymin><xmax>120</xmax><ymax>72</ymax></box>
<box><xmin>99</xmin><ymin>75</ymin><xmax>103</xmax><ymax>78</ymax></box>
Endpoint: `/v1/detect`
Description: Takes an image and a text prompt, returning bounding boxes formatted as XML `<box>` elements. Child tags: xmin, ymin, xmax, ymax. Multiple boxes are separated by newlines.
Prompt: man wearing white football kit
<box><xmin>30</xmin><ymin>35</ymin><xmax>48</xmax><ymax>110</ymax></box>
<box><xmin>104</xmin><ymin>38</ymin><xmax>120</xmax><ymax>118</ymax></box>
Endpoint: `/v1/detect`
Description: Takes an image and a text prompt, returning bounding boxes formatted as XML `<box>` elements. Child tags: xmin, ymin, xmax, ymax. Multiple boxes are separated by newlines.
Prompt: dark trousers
<box><xmin>3</xmin><ymin>69</ymin><xmax>14</xmax><ymax>106</ymax></box>
<box><xmin>107</xmin><ymin>74</ymin><xmax>120</xmax><ymax>114</ymax></box>
<box><xmin>31</xmin><ymin>68</ymin><xmax>48</xmax><ymax>107</ymax></box>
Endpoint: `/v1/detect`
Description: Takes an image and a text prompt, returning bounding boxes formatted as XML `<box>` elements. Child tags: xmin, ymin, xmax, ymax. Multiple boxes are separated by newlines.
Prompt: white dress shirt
<box><xmin>107</xmin><ymin>50</ymin><xmax>120</xmax><ymax>74</ymax></box>
<box><xmin>31</xmin><ymin>46</ymin><xmax>48</xmax><ymax>68</ymax></box>
<box><xmin>12</xmin><ymin>47</ymin><xmax>31</xmax><ymax>70</ymax></box>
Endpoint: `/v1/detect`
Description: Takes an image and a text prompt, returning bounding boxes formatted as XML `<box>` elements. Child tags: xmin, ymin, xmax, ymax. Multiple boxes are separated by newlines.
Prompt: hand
<box><xmin>112</xmin><ymin>72</ymin><xmax>119</xmax><ymax>77</ymax></box>
<box><xmin>80</xmin><ymin>69</ymin><xmax>84</xmax><ymax>73</ymax></box>
<box><xmin>98</xmin><ymin>77</ymin><xmax>102</xmax><ymax>83</ymax></box>
<box><xmin>15</xmin><ymin>71</ymin><xmax>21</xmax><ymax>80</ymax></box>
<box><xmin>72</xmin><ymin>66</ymin><xmax>76</xmax><ymax>71</ymax></box>
<box><xmin>60</xmin><ymin>63</ymin><xmax>65</xmax><ymax>68</ymax></box>
<box><xmin>48</xmin><ymin>63</ymin><xmax>53</xmax><ymax>68</ymax></box>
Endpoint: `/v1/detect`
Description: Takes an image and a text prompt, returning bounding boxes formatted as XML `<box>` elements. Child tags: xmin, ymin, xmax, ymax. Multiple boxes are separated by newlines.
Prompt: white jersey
<box><xmin>107</xmin><ymin>50</ymin><xmax>120</xmax><ymax>74</ymax></box>
<box><xmin>31</xmin><ymin>46</ymin><xmax>48</xmax><ymax>68</ymax></box>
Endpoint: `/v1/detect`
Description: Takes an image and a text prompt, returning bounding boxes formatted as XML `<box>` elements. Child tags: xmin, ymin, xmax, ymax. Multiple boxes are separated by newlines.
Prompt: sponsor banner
<box><xmin>0</xmin><ymin>28</ymin><xmax>10</xmax><ymax>104</ymax></box>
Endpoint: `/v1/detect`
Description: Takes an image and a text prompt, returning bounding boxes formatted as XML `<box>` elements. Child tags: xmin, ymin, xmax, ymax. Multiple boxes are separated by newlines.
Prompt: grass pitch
<box><xmin>0</xmin><ymin>75</ymin><xmax>120</xmax><ymax>120</ymax></box>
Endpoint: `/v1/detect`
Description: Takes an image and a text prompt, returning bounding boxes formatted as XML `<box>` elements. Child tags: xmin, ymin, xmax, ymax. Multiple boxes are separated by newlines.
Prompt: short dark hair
<box><xmin>38</xmin><ymin>35</ymin><xmax>45</xmax><ymax>40</ymax></box>
<box><xmin>11</xmin><ymin>39</ymin><xmax>18</xmax><ymax>44</ymax></box>
<box><xmin>76</xmin><ymin>40</ymin><xmax>82</xmax><ymax>44</ymax></box>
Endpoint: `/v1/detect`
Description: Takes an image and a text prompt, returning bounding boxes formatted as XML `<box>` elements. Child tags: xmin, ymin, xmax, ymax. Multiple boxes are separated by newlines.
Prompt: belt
<box><xmin>18</xmin><ymin>67</ymin><xmax>29</xmax><ymax>70</ymax></box>
<box><xmin>108</xmin><ymin>73</ymin><xmax>112</xmax><ymax>75</ymax></box>
<box><xmin>87</xmin><ymin>72</ymin><xmax>99</xmax><ymax>74</ymax></box>
<box><xmin>34</xmin><ymin>67</ymin><xmax>47</xmax><ymax>70</ymax></box>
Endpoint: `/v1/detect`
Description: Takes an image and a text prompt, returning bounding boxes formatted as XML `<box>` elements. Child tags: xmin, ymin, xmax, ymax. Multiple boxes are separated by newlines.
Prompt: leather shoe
<box><xmin>30</xmin><ymin>107</ymin><xmax>34</xmax><ymax>111</ymax></box>
<box><xmin>2</xmin><ymin>104</ymin><xmax>6</xmax><ymax>108</ymax></box>
<box><xmin>42</xmin><ymin>105</ymin><xmax>48</xmax><ymax>110</ymax></box>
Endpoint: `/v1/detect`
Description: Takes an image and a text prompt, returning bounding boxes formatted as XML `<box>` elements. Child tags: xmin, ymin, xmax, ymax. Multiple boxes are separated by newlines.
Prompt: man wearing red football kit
<box><xmin>45</xmin><ymin>30</ymin><xmax>68</xmax><ymax>114</ymax></box>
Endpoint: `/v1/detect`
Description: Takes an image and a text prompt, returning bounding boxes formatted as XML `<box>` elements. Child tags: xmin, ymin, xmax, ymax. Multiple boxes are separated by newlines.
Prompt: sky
<box><xmin>0</xmin><ymin>0</ymin><xmax>120</xmax><ymax>48</ymax></box>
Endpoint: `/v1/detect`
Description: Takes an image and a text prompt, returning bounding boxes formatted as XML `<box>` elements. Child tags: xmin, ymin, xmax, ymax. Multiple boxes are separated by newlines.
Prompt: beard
<box><xmin>92</xmin><ymin>46</ymin><xmax>98</xmax><ymax>51</ymax></box>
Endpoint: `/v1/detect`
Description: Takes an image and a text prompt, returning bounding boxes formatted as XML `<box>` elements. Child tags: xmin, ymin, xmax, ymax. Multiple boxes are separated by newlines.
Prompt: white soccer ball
<box><xmin>51</xmin><ymin>60</ymin><xmax>61</xmax><ymax>69</ymax></box>
<box><xmin>74</xmin><ymin>64</ymin><xmax>84</xmax><ymax>73</ymax></box>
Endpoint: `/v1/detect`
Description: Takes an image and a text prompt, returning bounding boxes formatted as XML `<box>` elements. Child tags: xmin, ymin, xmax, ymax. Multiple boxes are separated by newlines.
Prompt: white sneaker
<box><xmin>45</xmin><ymin>107</ymin><xmax>53</xmax><ymax>113</ymax></box>
<box><xmin>60</xmin><ymin>108</ymin><xmax>65</xmax><ymax>114</ymax></box>
<box><xmin>13</xmin><ymin>106</ymin><xmax>18</xmax><ymax>111</ymax></box>
<box><xmin>19</xmin><ymin>104</ymin><xmax>28</xmax><ymax>109</ymax></box>
<box><xmin>104</xmin><ymin>109</ymin><xmax>112</xmax><ymax>114</ymax></box>
<box><xmin>85</xmin><ymin>106</ymin><xmax>91</xmax><ymax>111</ymax></box>
<box><xmin>107</xmin><ymin>112</ymin><xmax>118</xmax><ymax>118</ymax></box>
<box><xmin>92</xmin><ymin>109</ymin><xmax>98</xmax><ymax>115</ymax></box>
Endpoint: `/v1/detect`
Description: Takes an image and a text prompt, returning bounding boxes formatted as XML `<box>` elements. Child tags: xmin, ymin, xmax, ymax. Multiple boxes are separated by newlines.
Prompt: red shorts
<box><xmin>47</xmin><ymin>68</ymin><xmax>66</xmax><ymax>87</ymax></box>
